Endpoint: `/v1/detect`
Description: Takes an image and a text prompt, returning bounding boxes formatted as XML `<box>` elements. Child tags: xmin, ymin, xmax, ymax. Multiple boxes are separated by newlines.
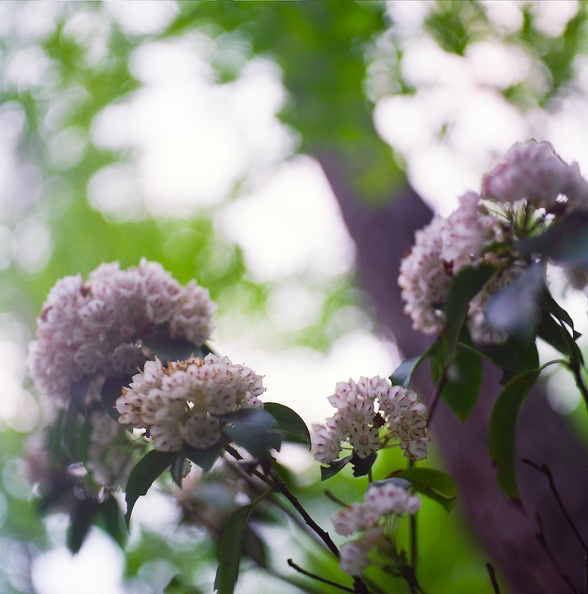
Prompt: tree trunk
<box><xmin>320</xmin><ymin>153</ymin><xmax>588</xmax><ymax>594</ymax></box>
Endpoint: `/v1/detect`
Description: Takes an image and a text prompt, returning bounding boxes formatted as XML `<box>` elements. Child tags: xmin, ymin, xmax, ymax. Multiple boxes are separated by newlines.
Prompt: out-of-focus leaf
<box><xmin>214</xmin><ymin>504</ymin><xmax>254</xmax><ymax>594</ymax></box>
<box><xmin>320</xmin><ymin>455</ymin><xmax>352</xmax><ymax>481</ymax></box>
<box><xmin>440</xmin><ymin>346</ymin><xmax>483</xmax><ymax>421</ymax></box>
<box><xmin>101</xmin><ymin>374</ymin><xmax>132</xmax><ymax>420</ymax></box>
<box><xmin>97</xmin><ymin>495</ymin><xmax>127</xmax><ymax>550</ymax></box>
<box><xmin>485</xmin><ymin>263</ymin><xmax>545</xmax><ymax>338</ymax></box>
<box><xmin>390</xmin><ymin>351</ymin><xmax>431</xmax><ymax>388</ymax></box>
<box><xmin>489</xmin><ymin>368</ymin><xmax>541</xmax><ymax>503</ymax></box>
<box><xmin>222</xmin><ymin>408</ymin><xmax>281</xmax><ymax>458</ymax></box>
<box><xmin>389</xmin><ymin>468</ymin><xmax>458</xmax><ymax>512</ymax></box>
<box><xmin>184</xmin><ymin>442</ymin><xmax>224</xmax><ymax>472</ymax></box>
<box><xmin>124</xmin><ymin>449</ymin><xmax>175</xmax><ymax>528</ymax></box>
<box><xmin>442</xmin><ymin>264</ymin><xmax>497</xmax><ymax>362</ymax></box>
<box><xmin>141</xmin><ymin>332</ymin><xmax>211</xmax><ymax>363</ymax></box>
<box><xmin>478</xmin><ymin>335</ymin><xmax>539</xmax><ymax>385</ymax></box>
<box><xmin>518</xmin><ymin>212</ymin><xmax>588</xmax><ymax>267</ymax></box>
<box><xmin>68</xmin><ymin>498</ymin><xmax>97</xmax><ymax>554</ymax></box>
<box><xmin>263</xmin><ymin>402</ymin><xmax>311</xmax><ymax>447</ymax></box>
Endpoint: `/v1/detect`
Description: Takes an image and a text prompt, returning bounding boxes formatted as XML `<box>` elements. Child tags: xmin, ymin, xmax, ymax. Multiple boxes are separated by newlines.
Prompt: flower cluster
<box><xmin>27</xmin><ymin>259</ymin><xmax>216</xmax><ymax>409</ymax></box>
<box><xmin>333</xmin><ymin>480</ymin><xmax>421</xmax><ymax>575</ymax></box>
<box><xmin>399</xmin><ymin>140</ymin><xmax>588</xmax><ymax>342</ymax></box>
<box><xmin>482</xmin><ymin>140</ymin><xmax>588</xmax><ymax>210</ymax></box>
<box><xmin>311</xmin><ymin>376</ymin><xmax>428</xmax><ymax>464</ymax></box>
<box><xmin>116</xmin><ymin>354</ymin><xmax>265</xmax><ymax>452</ymax></box>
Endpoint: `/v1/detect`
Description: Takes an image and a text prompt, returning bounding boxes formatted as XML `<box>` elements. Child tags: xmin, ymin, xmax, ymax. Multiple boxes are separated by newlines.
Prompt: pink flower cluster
<box><xmin>333</xmin><ymin>480</ymin><xmax>421</xmax><ymax>575</ymax></box>
<box><xmin>311</xmin><ymin>376</ymin><xmax>428</xmax><ymax>464</ymax></box>
<box><xmin>400</xmin><ymin>140</ymin><xmax>588</xmax><ymax>341</ymax></box>
<box><xmin>27</xmin><ymin>260</ymin><xmax>216</xmax><ymax>409</ymax></box>
<box><xmin>116</xmin><ymin>355</ymin><xmax>265</xmax><ymax>452</ymax></box>
<box><xmin>482</xmin><ymin>140</ymin><xmax>588</xmax><ymax>210</ymax></box>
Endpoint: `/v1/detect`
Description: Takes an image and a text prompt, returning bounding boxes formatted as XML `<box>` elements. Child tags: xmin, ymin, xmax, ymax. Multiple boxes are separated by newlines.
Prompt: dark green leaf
<box><xmin>478</xmin><ymin>335</ymin><xmax>539</xmax><ymax>385</ymax></box>
<box><xmin>389</xmin><ymin>468</ymin><xmax>457</xmax><ymax>512</ymax></box>
<box><xmin>124</xmin><ymin>449</ymin><xmax>175</xmax><ymax>528</ymax></box>
<box><xmin>68</xmin><ymin>498</ymin><xmax>98</xmax><ymax>554</ymax></box>
<box><xmin>485</xmin><ymin>263</ymin><xmax>545</xmax><ymax>338</ymax></box>
<box><xmin>184</xmin><ymin>442</ymin><xmax>224</xmax><ymax>472</ymax></box>
<box><xmin>440</xmin><ymin>347</ymin><xmax>483</xmax><ymax>421</ymax></box>
<box><xmin>96</xmin><ymin>495</ymin><xmax>127</xmax><ymax>550</ymax></box>
<box><xmin>489</xmin><ymin>368</ymin><xmax>541</xmax><ymax>502</ymax></box>
<box><xmin>101</xmin><ymin>374</ymin><xmax>132</xmax><ymax>421</ymax></box>
<box><xmin>214</xmin><ymin>504</ymin><xmax>255</xmax><ymax>594</ymax></box>
<box><xmin>141</xmin><ymin>331</ymin><xmax>211</xmax><ymax>363</ymax></box>
<box><xmin>320</xmin><ymin>455</ymin><xmax>352</xmax><ymax>481</ymax></box>
<box><xmin>170</xmin><ymin>450</ymin><xmax>187</xmax><ymax>487</ymax></box>
<box><xmin>351</xmin><ymin>451</ymin><xmax>377</xmax><ymax>477</ymax></box>
<box><xmin>518</xmin><ymin>211</ymin><xmax>588</xmax><ymax>267</ymax></box>
<box><xmin>390</xmin><ymin>351</ymin><xmax>430</xmax><ymax>388</ymax></box>
<box><xmin>442</xmin><ymin>264</ymin><xmax>497</xmax><ymax>362</ymax></box>
<box><xmin>263</xmin><ymin>402</ymin><xmax>311</xmax><ymax>447</ymax></box>
<box><xmin>222</xmin><ymin>408</ymin><xmax>281</xmax><ymax>458</ymax></box>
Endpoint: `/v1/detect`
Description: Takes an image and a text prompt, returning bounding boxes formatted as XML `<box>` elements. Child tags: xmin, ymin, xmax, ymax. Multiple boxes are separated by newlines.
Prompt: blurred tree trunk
<box><xmin>319</xmin><ymin>152</ymin><xmax>588</xmax><ymax>594</ymax></box>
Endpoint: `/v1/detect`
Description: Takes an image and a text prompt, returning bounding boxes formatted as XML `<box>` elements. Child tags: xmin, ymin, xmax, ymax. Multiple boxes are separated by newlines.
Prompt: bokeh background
<box><xmin>1</xmin><ymin>2</ymin><xmax>588</xmax><ymax>593</ymax></box>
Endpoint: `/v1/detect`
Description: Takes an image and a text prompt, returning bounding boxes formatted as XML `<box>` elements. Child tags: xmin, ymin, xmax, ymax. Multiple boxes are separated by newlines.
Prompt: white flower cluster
<box><xmin>116</xmin><ymin>355</ymin><xmax>265</xmax><ymax>452</ymax></box>
<box><xmin>333</xmin><ymin>481</ymin><xmax>421</xmax><ymax>576</ymax></box>
<box><xmin>311</xmin><ymin>377</ymin><xmax>428</xmax><ymax>464</ymax></box>
<box><xmin>28</xmin><ymin>259</ymin><xmax>216</xmax><ymax>409</ymax></box>
<box><xmin>482</xmin><ymin>140</ymin><xmax>588</xmax><ymax>210</ymax></box>
<box><xmin>400</xmin><ymin>140</ymin><xmax>588</xmax><ymax>342</ymax></box>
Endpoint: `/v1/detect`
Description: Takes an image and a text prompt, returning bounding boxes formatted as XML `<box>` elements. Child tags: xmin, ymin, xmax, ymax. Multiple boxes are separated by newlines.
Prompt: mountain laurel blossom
<box><xmin>311</xmin><ymin>377</ymin><xmax>428</xmax><ymax>463</ymax></box>
<box><xmin>116</xmin><ymin>355</ymin><xmax>265</xmax><ymax>452</ymax></box>
<box><xmin>333</xmin><ymin>481</ymin><xmax>421</xmax><ymax>575</ymax></box>
<box><xmin>400</xmin><ymin>140</ymin><xmax>588</xmax><ymax>342</ymax></box>
<box><xmin>27</xmin><ymin>259</ymin><xmax>216</xmax><ymax>409</ymax></box>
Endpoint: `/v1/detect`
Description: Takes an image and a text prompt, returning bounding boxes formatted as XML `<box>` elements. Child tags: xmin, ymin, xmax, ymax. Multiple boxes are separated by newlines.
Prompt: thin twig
<box><xmin>287</xmin><ymin>559</ymin><xmax>359</xmax><ymax>594</ymax></box>
<box><xmin>426</xmin><ymin>366</ymin><xmax>448</xmax><ymax>425</ymax></box>
<box><xmin>534</xmin><ymin>512</ymin><xmax>580</xmax><ymax>594</ymax></box>
<box><xmin>486</xmin><ymin>563</ymin><xmax>501</xmax><ymax>594</ymax></box>
<box><xmin>523</xmin><ymin>459</ymin><xmax>588</xmax><ymax>554</ymax></box>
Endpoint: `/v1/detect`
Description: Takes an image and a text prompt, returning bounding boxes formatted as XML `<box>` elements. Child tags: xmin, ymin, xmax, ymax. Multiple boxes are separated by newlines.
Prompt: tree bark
<box><xmin>320</xmin><ymin>153</ymin><xmax>588</xmax><ymax>594</ymax></box>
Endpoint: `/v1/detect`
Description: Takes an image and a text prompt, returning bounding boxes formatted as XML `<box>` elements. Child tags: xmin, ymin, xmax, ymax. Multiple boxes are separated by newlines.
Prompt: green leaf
<box><xmin>320</xmin><ymin>455</ymin><xmax>352</xmax><ymax>481</ymax></box>
<box><xmin>96</xmin><ymin>496</ymin><xmax>127</xmax><ymax>550</ymax></box>
<box><xmin>170</xmin><ymin>450</ymin><xmax>187</xmax><ymax>487</ymax></box>
<box><xmin>141</xmin><ymin>331</ymin><xmax>211</xmax><ymax>363</ymax></box>
<box><xmin>485</xmin><ymin>263</ymin><xmax>545</xmax><ymax>338</ymax></box>
<box><xmin>518</xmin><ymin>211</ymin><xmax>588</xmax><ymax>267</ymax></box>
<box><xmin>478</xmin><ymin>335</ymin><xmax>539</xmax><ymax>385</ymax></box>
<box><xmin>442</xmin><ymin>264</ymin><xmax>497</xmax><ymax>362</ymax></box>
<box><xmin>489</xmin><ymin>368</ymin><xmax>541</xmax><ymax>502</ymax></box>
<box><xmin>124</xmin><ymin>449</ymin><xmax>175</xmax><ymax>529</ymax></box>
<box><xmin>214</xmin><ymin>504</ymin><xmax>255</xmax><ymax>594</ymax></box>
<box><xmin>440</xmin><ymin>346</ymin><xmax>483</xmax><ymax>421</ymax></box>
<box><xmin>101</xmin><ymin>374</ymin><xmax>132</xmax><ymax>421</ymax></box>
<box><xmin>184</xmin><ymin>442</ymin><xmax>224</xmax><ymax>472</ymax></box>
<box><xmin>388</xmin><ymin>468</ymin><xmax>458</xmax><ymax>512</ymax></box>
<box><xmin>222</xmin><ymin>408</ymin><xmax>281</xmax><ymax>458</ymax></box>
<box><xmin>67</xmin><ymin>498</ymin><xmax>98</xmax><ymax>554</ymax></box>
<box><xmin>390</xmin><ymin>351</ymin><xmax>430</xmax><ymax>389</ymax></box>
<box><xmin>263</xmin><ymin>402</ymin><xmax>311</xmax><ymax>447</ymax></box>
<box><xmin>351</xmin><ymin>451</ymin><xmax>377</xmax><ymax>477</ymax></box>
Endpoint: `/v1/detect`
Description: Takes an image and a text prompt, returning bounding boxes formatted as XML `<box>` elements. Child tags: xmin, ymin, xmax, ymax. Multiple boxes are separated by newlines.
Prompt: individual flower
<box><xmin>333</xmin><ymin>481</ymin><xmax>421</xmax><ymax>576</ymax></box>
<box><xmin>116</xmin><ymin>354</ymin><xmax>266</xmax><ymax>452</ymax></box>
<box><xmin>311</xmin><ymin>377</ymin><xmax>428</xmax><ymax>464</ymax></box>
<box><xmin>482</xmin><ymin>140</ymin><xmax>588</xmax><ymax>211</ymax></box>
<box><xmin>27</xmin><ymin>259</ymin><xmax>216</xmax><ymax>410</ymax></box>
